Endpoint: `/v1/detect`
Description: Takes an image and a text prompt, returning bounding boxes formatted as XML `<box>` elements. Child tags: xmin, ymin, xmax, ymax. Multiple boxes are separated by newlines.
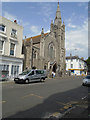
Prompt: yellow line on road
<box><xmin>22</xmin><ymin>93</ymin><xmax>43</xmax><ymax>99</ymax></box>
<box><xmin>52</xmin><ymin>112</ymin><xmax>60</xmax><ymax>117</ymax></box>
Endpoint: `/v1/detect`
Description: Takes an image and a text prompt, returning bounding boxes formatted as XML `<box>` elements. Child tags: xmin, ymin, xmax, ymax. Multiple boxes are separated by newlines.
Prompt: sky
<box><xmin>1</xmin><ymin>1</ymin><xmax>89</xmax><ymax>59</ymax></box>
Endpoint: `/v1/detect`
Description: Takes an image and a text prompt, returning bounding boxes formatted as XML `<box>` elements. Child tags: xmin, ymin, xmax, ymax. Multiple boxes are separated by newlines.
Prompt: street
<box><xmin>1</xmin><ymin>76</ymin><xmax>89</xmax><ymax>119</ymax></box>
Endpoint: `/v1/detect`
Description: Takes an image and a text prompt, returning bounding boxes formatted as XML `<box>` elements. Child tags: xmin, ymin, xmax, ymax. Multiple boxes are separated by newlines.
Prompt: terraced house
<box><xmin>0</xmin><ymin>16</ymin><xmax>24</xmax><ymax>78</ymax></box>
<box><xmin>23</xmin><ymin>2</ymin><xmax>66</xmax><ymax>77</ymax></box>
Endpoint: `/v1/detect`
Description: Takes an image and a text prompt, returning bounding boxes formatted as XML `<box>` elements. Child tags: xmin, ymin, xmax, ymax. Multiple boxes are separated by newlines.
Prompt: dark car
<box><xmin>0</xmin><ymin>70</ymin><xmax>9</xmax><ymax>81</ymax></box>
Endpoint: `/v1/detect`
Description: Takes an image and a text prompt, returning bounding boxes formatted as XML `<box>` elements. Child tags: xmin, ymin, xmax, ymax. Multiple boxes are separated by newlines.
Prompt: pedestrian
<box><xmin>52</xmin><ymin>71</ymin><xmax>54</xmax><ymax>78</ymax></box>
<box><xmin>53</xmin><ymin>72</ymin><xmax>56</xmax><ymax>77</ymax></box>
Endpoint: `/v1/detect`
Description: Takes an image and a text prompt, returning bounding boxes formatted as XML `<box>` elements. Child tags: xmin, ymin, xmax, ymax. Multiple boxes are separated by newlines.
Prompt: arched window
<box><xmin>50</xmin><ymin>46</ymin><xmax>53</xmax><ymax>59</ymax></box>
<box><xmin>48</xmin><ymin>43</ymin><xmax>54</xmax><ymax>59</ymax></box>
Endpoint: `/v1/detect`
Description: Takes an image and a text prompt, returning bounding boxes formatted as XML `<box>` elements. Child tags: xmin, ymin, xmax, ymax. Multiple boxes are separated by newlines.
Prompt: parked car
<box><xmin>14</xmin><ymin>69</ymin><xmax>47</xmax><ymax>84</ymax></box>
<box><xmin>0</xmin><ymin>70</ymin><xmax>9</xmax><ymax>81</ymax></box>
<box><xmin>82</xmin><ymin>75</ymin><xmax>90</xmax><ymax>86</ymax></box>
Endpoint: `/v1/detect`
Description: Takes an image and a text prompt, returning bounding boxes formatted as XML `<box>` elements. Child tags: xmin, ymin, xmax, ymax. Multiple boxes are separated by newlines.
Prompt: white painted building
<box><xmin>0</xmin><ymin>16</ymin><xmax>24</xmax><ymax>79</ymax></box>
<box><xmin>66</xmin><ymin>55</ymin><xmax>87</xmax><ymax>76</ymax></box>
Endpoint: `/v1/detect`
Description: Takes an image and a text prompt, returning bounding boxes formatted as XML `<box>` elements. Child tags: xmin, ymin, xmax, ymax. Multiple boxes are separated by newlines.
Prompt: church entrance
<box><xmin>52</xmin><ymin>63</ymin><xmax>57</xmax><ymax>73</ymax></box>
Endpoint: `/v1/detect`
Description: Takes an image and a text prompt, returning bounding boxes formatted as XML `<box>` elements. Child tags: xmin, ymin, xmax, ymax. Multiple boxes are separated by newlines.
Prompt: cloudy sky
<box><xmin>1</xmin><ymin>1</ymin><xmax>89</xmax><ymax>59</ymax></box>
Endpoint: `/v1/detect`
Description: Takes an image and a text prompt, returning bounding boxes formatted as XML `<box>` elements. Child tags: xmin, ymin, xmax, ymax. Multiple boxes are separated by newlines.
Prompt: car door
<box><xmin>36</xmin><ymin>70</ymin><xmax>41</xmax><ymax>81</ymax></box>
<box><xmin>28</xmin><ymin>70</ymin><xmax>35</xmax><ymax>82</ymax></box>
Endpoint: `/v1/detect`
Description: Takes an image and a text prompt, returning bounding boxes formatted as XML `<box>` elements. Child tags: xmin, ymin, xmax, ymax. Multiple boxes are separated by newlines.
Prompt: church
<box><xmin>22</xmin><ymin>2</ymin><xmax>66</xmax><ymax>77</ymax></box>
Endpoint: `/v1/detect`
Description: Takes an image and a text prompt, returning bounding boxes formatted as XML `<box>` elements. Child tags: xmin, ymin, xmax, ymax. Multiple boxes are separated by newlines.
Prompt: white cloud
<box><xmin>30</xmin><ymin>25</ymin><xmax>40</xmax><ymax>34</ymax></box>
<box><xmin>67</xmin><ymin>23</ymin><xmax>76</xmax><ymax>28</ymax></box>
<box><xmin>66</xmin><ymin>19</ymin><xmax>88</xmax><ymax>59</ymax></box>
<box><xmin>4</xmin><ymin>11</ymin><xmax>17</xmax><ymax>22</ymax></box>
<box><xmin>78</xmin><ymin>2</ymin><xmax>88</xmax><ymax>10</ymax></box>
<box><xmin>3</xmin><ymin>11</ymin><xmax>30</xmax><ymax>27</ymax></box>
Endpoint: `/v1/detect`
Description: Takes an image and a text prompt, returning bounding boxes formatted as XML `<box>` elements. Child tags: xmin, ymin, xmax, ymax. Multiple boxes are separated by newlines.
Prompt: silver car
<box><xmin>82</xmin><ymin>75</ymin><xmax>90</xmax><ymax>86</ymax></box>
<box><xmin>14</xmin><ymin>69</ymin><xmax>47</xmax><ymax>84</ymax></box>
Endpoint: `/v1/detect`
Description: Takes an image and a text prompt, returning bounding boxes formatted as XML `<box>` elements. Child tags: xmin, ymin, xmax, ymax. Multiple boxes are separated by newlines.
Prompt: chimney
<box><xmin>14</xmin><ymin>20</ymin><xmax>17</xmax><ymax>24</ymax></box>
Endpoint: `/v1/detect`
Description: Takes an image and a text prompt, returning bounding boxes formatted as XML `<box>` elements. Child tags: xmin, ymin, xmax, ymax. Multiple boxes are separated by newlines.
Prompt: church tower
<box><xmin>54</xmin><ymin>2</ymin><xmax>62</xmax><ymax>25</ymax></box>
<box><xmin>54</xmin><ymin>2</ymin><xmax>66</xmax><ymax>75</ymax></box>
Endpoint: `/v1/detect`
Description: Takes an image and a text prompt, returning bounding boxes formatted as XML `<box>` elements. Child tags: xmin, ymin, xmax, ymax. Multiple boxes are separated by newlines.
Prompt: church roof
<box><xmin>23</xmin><ymin>33</ymin><xmax>48</xmax><ymax>44</ymax></box>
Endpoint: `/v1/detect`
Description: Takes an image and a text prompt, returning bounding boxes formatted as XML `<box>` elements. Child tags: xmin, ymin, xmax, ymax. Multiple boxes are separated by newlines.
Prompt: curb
<box><xmin>0</xmin><ymin>80</ymin><xmax>14</xmax><ymax>84</ymax></box>
<box><xmin>45</xmin><ymin>106</ymin><xmax>76</xmax><ymax>119</ymax></box>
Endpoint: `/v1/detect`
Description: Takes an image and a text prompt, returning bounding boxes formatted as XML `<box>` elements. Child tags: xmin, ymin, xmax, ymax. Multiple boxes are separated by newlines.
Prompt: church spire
<box><xmin>54</xmin><ymin>1</ymin><xmax>62</xmax><ymax>25</ymax></box>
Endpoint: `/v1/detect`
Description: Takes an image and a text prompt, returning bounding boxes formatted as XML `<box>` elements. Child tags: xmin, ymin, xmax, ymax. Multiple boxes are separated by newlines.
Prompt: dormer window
<box><xmin>0</xmin><ymin>24</ymin><xmax>6</xmax><ymax>32</ymax></box>
<box><xmin>11</xmin><ymin>29</ymin><xmax>17</xmax><ymax>38</ymax></box>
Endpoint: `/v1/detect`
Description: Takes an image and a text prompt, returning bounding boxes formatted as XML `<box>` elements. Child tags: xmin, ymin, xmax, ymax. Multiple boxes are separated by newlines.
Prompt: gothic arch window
<box><xmin>48</xmin><ymin>43</ymin><xmax>55</xmax><ymax>59</ymax></box>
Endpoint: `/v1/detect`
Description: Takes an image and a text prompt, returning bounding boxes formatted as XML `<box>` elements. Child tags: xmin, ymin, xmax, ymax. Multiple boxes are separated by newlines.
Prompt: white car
<box><xmin>82</xmin><ymin>75</ymin><xmax>90</xmax><ymax>86</ymax></box>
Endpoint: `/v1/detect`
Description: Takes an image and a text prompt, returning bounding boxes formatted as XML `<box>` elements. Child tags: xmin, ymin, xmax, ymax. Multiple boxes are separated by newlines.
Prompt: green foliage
<box><xmin>86</xmin><ymin>57</ymin><xmax>90</xmax><ymax>65</ymax></box>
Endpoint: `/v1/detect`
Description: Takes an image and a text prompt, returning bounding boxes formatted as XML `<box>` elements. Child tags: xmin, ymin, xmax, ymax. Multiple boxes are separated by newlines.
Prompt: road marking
<box><xmin>82</xmin><ymin>96</ymin><xmax>87</xmax><ymax>100</ymax></box>
<box><xmin>76</xmin><ymin>105</ymin><xmax>88</xmax><ymax>108</ymax></box>
<box><xmin>22</xmin><ymin>93</ymin><xmax>43</xmax><ymax>99</ymax></box>
<box><xmin>67</xmin><ymin>101</ymin><xmax>78</xmax><ymax>105</ymax></box>
<box><xmin>64</xmin><ymin>104</ymin><xmax>72</xmax><ymax>109</ymax></box>
<box><xmin>52</xmin><ymin>112</ymin><xmax>60</xmax><ymax>117</ymax></box>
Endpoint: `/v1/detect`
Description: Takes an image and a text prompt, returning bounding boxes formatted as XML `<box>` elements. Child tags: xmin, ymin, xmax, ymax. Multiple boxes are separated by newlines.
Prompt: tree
<box><xmin>86</xmin><ymin>57</ymin><xmax>90</xmax><ymax>74</ymax></box>
<box><xmin>86</xmin><ymin>57</ymin><xmax>90</xmax><ymax>65</ymax></box>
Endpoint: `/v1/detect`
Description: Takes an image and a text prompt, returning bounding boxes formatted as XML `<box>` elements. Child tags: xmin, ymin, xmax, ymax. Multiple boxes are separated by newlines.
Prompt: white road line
<box><xmin>82</xmin><ymin>96</ymin><xmax>87</xmax><ymax>100</ymax></box>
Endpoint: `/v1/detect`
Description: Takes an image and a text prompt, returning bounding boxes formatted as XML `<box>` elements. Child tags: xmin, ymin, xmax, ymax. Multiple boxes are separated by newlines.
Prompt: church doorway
<box><xmin>52</xmin><ymin>63</ymin><xmax>57</xmax><ymax>73</ymax></box>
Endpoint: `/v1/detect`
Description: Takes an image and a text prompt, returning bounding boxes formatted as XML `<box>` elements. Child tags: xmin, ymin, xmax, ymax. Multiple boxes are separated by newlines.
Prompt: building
<box><xmin>66</xmin><ymin>55</ymin><xmax>87</xmax><ymax>76</ymax></box>
<box><xmin>0</xmin><ymin>16</ymin><xmax>24</xmax><ymax>78</ymax></box>
<box><xmin>23</xmin><ymin>2</ymin><xmax>66</xmax><ymax>77</ymax></box>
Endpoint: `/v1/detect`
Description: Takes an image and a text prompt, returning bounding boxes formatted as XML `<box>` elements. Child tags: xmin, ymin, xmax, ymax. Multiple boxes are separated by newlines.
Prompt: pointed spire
<box><xmin>54</xmin><ymin>1</ymin><xmax>62</xmax><ymax>25</ymax></box>
<box><xmin>41</xmin><ymin>28</ymin><xmax>44</xmax><ymax>38</ymax></box>
<box><xmin>50</xmin><ymin>20</ymin><xmax>53</xmax><ymax>32</ymax></box>
<box><xmin>41</xmin><ymin>28</ymin><xmax>44</xmax><ymax>34</ymax></box>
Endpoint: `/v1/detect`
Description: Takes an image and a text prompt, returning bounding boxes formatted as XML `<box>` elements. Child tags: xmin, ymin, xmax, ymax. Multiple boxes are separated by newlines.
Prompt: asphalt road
<box><xmin>1</xmin><ymin>76</ymin><xmax>89</xmax><ymax>119</ymax></box>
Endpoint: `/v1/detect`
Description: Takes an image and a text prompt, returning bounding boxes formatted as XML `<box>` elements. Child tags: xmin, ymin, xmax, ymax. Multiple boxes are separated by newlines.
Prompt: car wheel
<box><xmin>25</xmin><ymin>79</ymin><xmax>29</xmax><ymax>84</ymax></box>
<box><xmin>40</xmin><ymin>78</ymin><xmax>44</xmax><ymax>82</ymax></box>
<box><xmin>40</xmin><ymin>78</ymin><xmax>45</xmax><ymax>82</ymax></box>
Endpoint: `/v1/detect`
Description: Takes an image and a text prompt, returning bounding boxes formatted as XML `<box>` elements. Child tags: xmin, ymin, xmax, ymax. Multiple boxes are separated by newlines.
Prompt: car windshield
<box><xmin>19</xmin><ymin>70</ymin><xmax>31</xmax><ymax>75</ymax></box>
<box><xmin>85</xmin><ymin>76</ymin><xmax>90</xmax><ymax>79</ymax></box>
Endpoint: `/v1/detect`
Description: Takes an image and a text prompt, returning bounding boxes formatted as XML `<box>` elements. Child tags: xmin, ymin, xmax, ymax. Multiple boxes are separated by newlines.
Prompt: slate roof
<box><xmin>23</xmin><ymin>33</ymin><xmax>48</xmax><ymax>44</ymax></box>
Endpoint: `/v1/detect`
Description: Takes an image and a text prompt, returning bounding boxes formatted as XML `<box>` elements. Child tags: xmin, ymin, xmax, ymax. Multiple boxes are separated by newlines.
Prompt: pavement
<box><xmin>47</xmin><ymin>103</ymin><xmax>89</xmax><ymax>119</ymax></box>
<box><xmin>61</xmin><ymin>105</ymin><xmax>89</xmax><ymax>119</ymax></box>
<box><xmin>48</xmin><ymin>87</ymin><xmax>89</xmax><ymax>119</ymax></box>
